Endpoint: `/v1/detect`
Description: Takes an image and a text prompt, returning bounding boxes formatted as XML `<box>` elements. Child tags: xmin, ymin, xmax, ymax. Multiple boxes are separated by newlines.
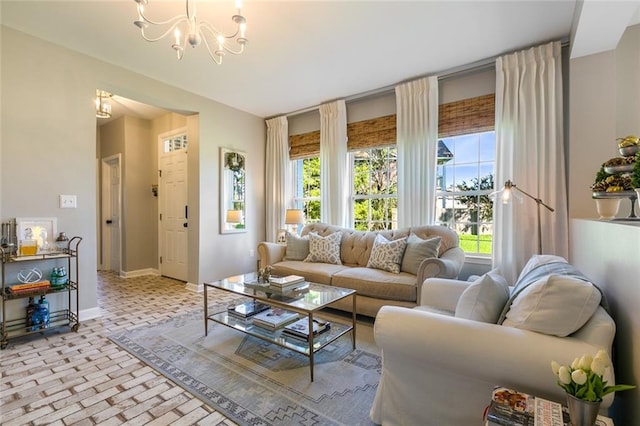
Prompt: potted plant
<box><xmin>551</xmin><ymin>351</ymin><xmax>635</xmax><ymax>425</ymax></box>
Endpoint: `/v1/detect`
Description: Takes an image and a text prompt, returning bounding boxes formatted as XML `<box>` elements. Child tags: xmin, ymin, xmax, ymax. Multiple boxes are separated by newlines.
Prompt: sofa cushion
<box><xmin>502</xmin><ymin>274</ymin><xmax>602</xmax><ymax>337</ymax></box>
<box><xmin>367</xmin><ymin>234</ymin><xmax>408</xmax><ymax>273</ymax></box>
<box><xmin>401</xmin><ymin>234</ymin><xmax>441</xmax><ymax>275</ymax></box>
<box><xmin>283</xmin><ymin>232</ymin><xmax>309</xmax><ymax>261</ymax></box>
<box><xmin>332</xmin><ymin>267</ymin><xmax>417</xmax><ymax>302</ymax></box>
<box><xmin>454</xmin><ymin>269</ymin><xmax>509</xmax><ymax>323</ymax></box>
<box><xmin>304</xmin><ymin>232</ymin><xmax>342</xmax><ymax>264</ymax></box>
<box><xmin>272</xmin><ymin>260</ymin><xmax>348</xmax><ymax>286</ymax></box>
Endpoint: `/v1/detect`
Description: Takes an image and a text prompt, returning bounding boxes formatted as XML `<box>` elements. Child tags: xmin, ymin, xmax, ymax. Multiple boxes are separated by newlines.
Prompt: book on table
<box><xmin>227</xmin><ymin>300</ymin><xmax>270</xmax><ymax>319</ymax></box>
<box><xmin>268</xmin><ymin>275</ymin><xmax>305</xmax><ymax>287</ymax></box>
<box><xmin>251</xmin><ymin>308</ymin><xmax>299</xmax><ymax>330</ymax></box>
<box><xmin>484</xmin><ymin>386</ymin><xmax>614</xmax><ymax>426</ymax></box>
<box><xmin>282</xmin><ymin>317</ymin><xmax>331</xmax><ymax>340</ymax></box>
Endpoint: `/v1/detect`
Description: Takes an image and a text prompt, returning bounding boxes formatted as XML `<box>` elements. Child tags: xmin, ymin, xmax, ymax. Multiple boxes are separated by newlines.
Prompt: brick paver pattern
<box><xmin>0</xmin><ymin>271</ymin><xmax>239</xmax><ymax>426</ymax></box>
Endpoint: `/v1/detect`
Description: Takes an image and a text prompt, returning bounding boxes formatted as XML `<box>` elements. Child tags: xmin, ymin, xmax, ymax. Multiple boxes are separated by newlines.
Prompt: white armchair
<box><xmin>370</xmin><ymin>274</ymin><xmax>616</xmax><ymax>426</ymax></box>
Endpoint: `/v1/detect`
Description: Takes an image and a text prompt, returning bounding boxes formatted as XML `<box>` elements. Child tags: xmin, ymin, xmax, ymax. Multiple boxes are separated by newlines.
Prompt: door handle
<box><xmin>183</xmin><ymin>223</ymin><xmax>188</xmax><ymax>228</ymax></box>
<box><xmin>185</xmin><ymin>205</ymin><xmax>188</xmax><ymax>219</ymax></box>
<box><xmin>106</xmin><ymin>220</ymin><xmax>113</xmax><ymax>224</ymax></box>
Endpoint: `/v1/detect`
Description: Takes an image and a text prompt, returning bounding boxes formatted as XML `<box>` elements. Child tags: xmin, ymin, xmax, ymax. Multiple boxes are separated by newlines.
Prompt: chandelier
<box><xmin>133</xmin><ymin>0</ymin><xmax>247</xmax><ymax>65</ymax></box>
<box><xmin>96</xmin><ymin>90</ymin><xmax>112</xmax><ymax>119</ymax></box>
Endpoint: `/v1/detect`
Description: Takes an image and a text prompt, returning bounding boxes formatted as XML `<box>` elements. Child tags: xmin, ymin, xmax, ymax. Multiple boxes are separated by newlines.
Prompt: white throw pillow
<box><xmin>283</xmin><ymin>232</ymin><xmax>309</xmax><ymax>261</ymax></box>
<box><xmin>304</xmin><ymin>232</ymin><xmax>342</xmax><ymax>264</ymax></box>
<box><xmin>455</xmin><ymin>269</ymin><xmax>510</xmax><ymax>323</ymax></box>
<box><xmin>502</xmin><ymin>275</ymin><xmax>602</xmax><ymax>337</ymax></box>
<box><xmin>400</xmin><ymin>234</ymin><xmax>441</xmax><ymax>275</ymax></box>
<box><xmin>366</xmin><ymin>234</ymin><xmax>408</xmax><ymax>274</ymax></box>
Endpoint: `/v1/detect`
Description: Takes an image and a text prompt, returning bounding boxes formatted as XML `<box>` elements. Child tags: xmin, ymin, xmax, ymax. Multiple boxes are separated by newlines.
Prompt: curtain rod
<box><xmin>278</xmin><ymin>39</ymin><xmax>569</xmax><ymax>120</ymax></box>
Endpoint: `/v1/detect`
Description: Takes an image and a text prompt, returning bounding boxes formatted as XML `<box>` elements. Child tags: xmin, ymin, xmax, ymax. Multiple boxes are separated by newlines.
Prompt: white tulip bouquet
<box><xmin>551</xmin><ymin>350</ymin><xmax>635</xmax><ymax>402</ymax></box>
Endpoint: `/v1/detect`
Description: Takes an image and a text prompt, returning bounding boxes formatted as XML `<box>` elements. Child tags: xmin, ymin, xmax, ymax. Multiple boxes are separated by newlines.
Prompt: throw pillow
<box><xmin>400</xmin><ymin>234</ymin><xmax>442</xmax><ymax>275</ymax></box>
<box><xmin>502</xmin><ymin>274</ymin><xmax>601</xmax><ymax>337</ymax></box>
<box><xmin>283</xmin><ymin>232</ymin><xmax>309</xmax><ymax>261</ymax></box>
<box><xmin>366</xmin><ymin>234</ymin><xmax>408</xmax><ymax>274</ymax></box>
<box><xmin>304</xmin><ymin>232</ymin><xmax>342</xmax><ymax>265</ymax></box>
<box><xmin>455</xmin><ymin>269</ymin><xmax>510</xmax><ymax>323</ymax></box>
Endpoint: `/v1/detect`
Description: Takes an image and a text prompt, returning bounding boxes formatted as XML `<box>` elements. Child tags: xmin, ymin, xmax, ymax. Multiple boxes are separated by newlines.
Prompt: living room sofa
<box><xmin>370</xmin><ymin>255</ymin><xmax>616</xmax><ymax>425</ymax></box>
<box><xmin>257</xmin><ymin>223</ymin><xmax>465</xmax><ymax>317</ymax></box>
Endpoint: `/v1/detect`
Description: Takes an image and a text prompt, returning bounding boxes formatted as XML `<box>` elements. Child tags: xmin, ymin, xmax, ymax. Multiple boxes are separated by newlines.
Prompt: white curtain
<box><xmin>320</xmin><ymin>100</ymin><xmax>349</xmax><ymax>227</ymax></box>
<box><xmin>493</xmin><ymin>41</ymin><xmax>568</xmax><ymax>283</ymax></box>
<box><xmin>265</xmin><ymin>116</ymin><xmax>290</xmax><ymax>242</ymax></box>
<box><xmin>395</xmin><ymin>76</ymin><xmax>439</xmax><ymax>227</ymax></box>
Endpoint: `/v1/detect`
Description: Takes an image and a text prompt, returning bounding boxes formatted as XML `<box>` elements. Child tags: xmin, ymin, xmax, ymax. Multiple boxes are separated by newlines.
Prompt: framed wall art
<box><xmin>16</xmin><ymin>217</ymin><xmax>57</xmax><ymax>253</ymax></box>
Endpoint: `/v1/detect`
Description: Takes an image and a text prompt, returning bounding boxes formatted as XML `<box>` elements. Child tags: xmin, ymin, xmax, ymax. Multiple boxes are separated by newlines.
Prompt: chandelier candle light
<box><xmin>496</xmin><ymin>180</ymin><xmax>554</xmax><ymax>255</ymax></box>
<box><xmin>133</xmin><ymin>0</ymin><xmax>247</xmax><ymax>64</ymax></box>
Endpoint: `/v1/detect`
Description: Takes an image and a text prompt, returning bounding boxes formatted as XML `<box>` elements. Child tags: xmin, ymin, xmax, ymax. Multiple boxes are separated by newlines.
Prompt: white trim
<box><xmin>463</xmin><ymin>255</ymin><xmax>492</xmax><ymax>266</ymax></box>
<box><xmin>79</xmin><ymin>307</ymin><xmax>102</xmax><ymax>321</ymax></box>
<box><xmin>121</xmin><ymin>268</ymin><xmax>160</xmax><ymax>278</ymax></box>
<box><xmin>185</xmin><ymin>282</ymin><xmax>203</xmax><ymax>293</ymax></box>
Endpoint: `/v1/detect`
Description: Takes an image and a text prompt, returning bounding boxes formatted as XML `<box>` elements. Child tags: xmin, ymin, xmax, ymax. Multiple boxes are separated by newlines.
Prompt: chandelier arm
<box><xmin>198</xmin><ymin>20</ymin><xmax>240</xmax><ymax>40</ymax></box>
<box><xmin>138</xmin><ymin>4</ymin><xmax>188</xmax><ymax>27</ymax></box>
<box><xmin>199</xmin><ymin>36</ymin><xmax>223</xmax><ymax>65</ymax></box>
<box><xmin>198</xmin><ymin>23</ymin><xmax>246</xmax><ymax>55</ymax></box>
<box><xmin>139</xmin><ymin>19</ymin><xmax>188</xmax><ymax>43</ymax></box>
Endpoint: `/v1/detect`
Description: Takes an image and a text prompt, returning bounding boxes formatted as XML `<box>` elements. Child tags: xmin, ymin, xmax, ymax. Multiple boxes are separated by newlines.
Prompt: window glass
<box><xmin>436</xmin><ymin>131</ymin><xmax>495</xmax><ymax>256</ymax></box>
<box><xmin>293</xmin><ymin>157</ymin><xmax>321</xmax><ymax>224</ymax></box>
<box><xmin>352</xmin><ymin>147</ymin><xmax>398</xmax><ymax>231</ymax></box>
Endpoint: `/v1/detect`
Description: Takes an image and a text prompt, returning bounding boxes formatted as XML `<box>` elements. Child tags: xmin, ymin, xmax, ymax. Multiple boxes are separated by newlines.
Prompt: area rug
<box><xmin>108</xmin><ymin>306</ymin><xmax>380</xmax><ymax>426</ymax></box>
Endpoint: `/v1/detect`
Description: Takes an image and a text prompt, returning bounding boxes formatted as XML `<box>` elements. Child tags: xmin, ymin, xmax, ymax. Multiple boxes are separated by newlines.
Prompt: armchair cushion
<box><xmin>503</xmin><ymin>274</ymin><xmax>602</xmax><ymax>337</ymax></box>
<box><xmin>366</xmin><ymin>234</ymin><xmax>407</xmax><ymax>273</ymax></box>
<box><xmin>304</xmin><ymin>232</ymin><xmax>342</xmax><ymax>264</ymax></box>
<box><xmin>400</xmin><ymin>234</ymin><xmax>441</xmax><ymax>275</ymax></box>
<box><xmin>283</xmin><ymin>232</ymin><xmax>309</xmax><ymax>261</ymax></box>
<box><xmin>455</xmin><ymin>269</ymin><xmax>509</xmax><ymax>323</ymax></box>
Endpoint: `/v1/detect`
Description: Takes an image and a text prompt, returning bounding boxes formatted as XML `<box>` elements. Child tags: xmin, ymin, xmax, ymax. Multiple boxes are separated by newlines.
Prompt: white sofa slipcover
<box><xmin>370</xmin><ymin>264</ymin><xmax>616</xmax><ymax>425</ymax></box>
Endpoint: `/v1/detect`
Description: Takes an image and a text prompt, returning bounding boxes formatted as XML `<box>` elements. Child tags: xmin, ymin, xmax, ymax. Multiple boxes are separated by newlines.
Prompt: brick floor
<box><xmin>0</xmin><ymin>272</ymin><xmax>237</xmax><ymax>425</ymax></box>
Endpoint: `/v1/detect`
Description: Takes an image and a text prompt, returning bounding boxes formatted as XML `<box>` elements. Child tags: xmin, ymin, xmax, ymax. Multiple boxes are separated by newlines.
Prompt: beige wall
<box><xmin>568</xmin><ymin>24</ymin><xmax>640</xmax><ymax>423</ymax></box>
<box><xmin>1</xmin><ymin>27</ymin><xmax>265</xmax><ymax>315</ymax></box>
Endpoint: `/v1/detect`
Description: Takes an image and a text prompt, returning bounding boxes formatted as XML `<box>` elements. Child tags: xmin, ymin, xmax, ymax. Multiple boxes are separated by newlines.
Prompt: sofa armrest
<box><xmin>257</xmin><ymin>242</ymin><xmax>286</xmax><ymax>268</ymax></box>
<box><xmin>419</xmin><ymin>278</ymin><xmax>471</xmax><ymax>310</ymax></box>
<box><xmin>416</xmin><ymin>246</ymin><xmax>465</xmax><ymax>284</ymax></box>
<box><xmin>374</xmin><ymin>306</ymin><xmax>614</xmax><ymax>408</ymax></box>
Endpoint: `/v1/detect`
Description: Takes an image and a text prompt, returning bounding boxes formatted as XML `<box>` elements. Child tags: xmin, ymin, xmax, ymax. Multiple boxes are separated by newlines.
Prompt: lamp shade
<box><xmin>285</xmin><ymin>209</ymin><xmax>304</xmax><ymax>225</ymax></box>
<box><xmin>226</xmin><ymin>210</ymin><xmax>243</xmax><ymax>223</ymax></box>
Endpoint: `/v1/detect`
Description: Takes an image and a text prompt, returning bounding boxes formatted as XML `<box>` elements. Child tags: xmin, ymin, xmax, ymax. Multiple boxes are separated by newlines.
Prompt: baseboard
<box><xmin>185</xmin><ymin>282</ymin><xmax>203</xmax><ymax>293</ymax></box>
<box><xmin>79</xmin><ymin>307</ymin><xmax>102</xmax><ymax>321</ymax></box>
<box><xmin>121</xmin><ymin>268</ymin><xmax>160</xmax><ymax>278</ymax></box>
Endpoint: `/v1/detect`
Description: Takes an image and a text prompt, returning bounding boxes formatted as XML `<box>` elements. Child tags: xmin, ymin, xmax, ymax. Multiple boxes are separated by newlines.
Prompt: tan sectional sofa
<box><xmin>257</xmin><ymin>223</ymin><xmax>465</xmax><ymax>317</ymax></box>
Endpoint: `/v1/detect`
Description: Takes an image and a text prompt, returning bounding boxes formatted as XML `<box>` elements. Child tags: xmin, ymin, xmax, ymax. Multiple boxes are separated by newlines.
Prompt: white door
<box><xmin>158</xmin><ymin>131</ymin><xmax>188</xmax><ymax>281</ymax></box>
<box><xmin>101</xmin><ymin>154</ymin><xmax>122</xmax><ymax>273</ymax></box>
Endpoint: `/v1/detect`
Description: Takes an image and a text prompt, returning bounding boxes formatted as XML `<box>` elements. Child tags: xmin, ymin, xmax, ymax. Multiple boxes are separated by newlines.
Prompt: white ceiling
<box><xmin>2</xmin><ymin>1</ymin><xmax>639</xmax><ymax>120</ymax></box>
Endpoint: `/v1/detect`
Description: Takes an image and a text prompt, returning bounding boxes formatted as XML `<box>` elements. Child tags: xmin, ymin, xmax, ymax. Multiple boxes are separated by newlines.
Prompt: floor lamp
<box><xmin>497</xmin><ymin>180</ymin><xmax>554</xmax><ymax>254</ymax></box>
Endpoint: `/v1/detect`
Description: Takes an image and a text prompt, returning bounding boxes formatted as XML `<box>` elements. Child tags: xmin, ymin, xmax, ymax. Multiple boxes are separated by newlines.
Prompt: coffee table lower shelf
<box><xmin>205</xmin><ymin>311</ymin><xmax>354</xmax><ymax>381</ymax></box>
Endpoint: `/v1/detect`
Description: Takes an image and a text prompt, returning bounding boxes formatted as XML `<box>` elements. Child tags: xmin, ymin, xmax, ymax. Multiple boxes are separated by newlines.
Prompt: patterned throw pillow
<box><xmin>304</xmin><ymin>232</ymin><xmax>343</xmax><ymax>265</ymax></box>
<box><xmin>283</xmin><ymin>232</ymin><xmax>309</xmax><ymax>261</ymax></box>
<box><xmin>366</xmin><ymin>234</ymin><xmax>408</xmax><ymax>274</ymax></box>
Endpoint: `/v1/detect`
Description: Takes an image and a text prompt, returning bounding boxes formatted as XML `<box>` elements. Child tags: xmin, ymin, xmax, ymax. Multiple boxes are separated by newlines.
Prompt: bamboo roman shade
<box><xmin>288</xmin><ymin>94</ymin><xmax>495</xmax><ymax>158</ymax></box>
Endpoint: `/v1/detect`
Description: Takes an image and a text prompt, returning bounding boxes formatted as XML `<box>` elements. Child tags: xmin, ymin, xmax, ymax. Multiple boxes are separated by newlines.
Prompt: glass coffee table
<box><xmin>204</xmin><ymin>272</ymin><xmax>356</xmax><ymax>381</ymax></box>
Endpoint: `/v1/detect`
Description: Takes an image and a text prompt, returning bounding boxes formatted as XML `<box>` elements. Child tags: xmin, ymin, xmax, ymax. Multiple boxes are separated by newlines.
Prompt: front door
<box><xmin>158</xmin><ymin>130</ymin><xmax>188</xmax><ymax>281</ymax></box>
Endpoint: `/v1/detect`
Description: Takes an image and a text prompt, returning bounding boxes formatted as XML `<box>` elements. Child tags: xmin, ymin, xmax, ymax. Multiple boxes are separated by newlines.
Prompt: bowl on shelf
<box><xmin>619</xmin><ymin>144</ymin><xmax>640</xmax><ymax>156</ymax></box>
<box><xmin>604</xmin><ymin>164</ymin><xmax>634</xmax><ymax>174</ymax></box>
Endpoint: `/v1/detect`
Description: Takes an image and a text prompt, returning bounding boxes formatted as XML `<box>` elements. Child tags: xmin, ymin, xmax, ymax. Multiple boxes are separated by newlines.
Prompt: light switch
<box><xmin>60</xmin><ymin>195</ymin><xmax>77</xmax><ymax>209</ymax></box>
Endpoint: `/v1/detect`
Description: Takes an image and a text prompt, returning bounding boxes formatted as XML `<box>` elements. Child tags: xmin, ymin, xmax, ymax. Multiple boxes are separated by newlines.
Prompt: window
<box><xmin>352</xmin><ymin>146</ymin><xmax>398</xmax><ymax>231</ymax></box>
<box><xmin>293</xmin><ymin>157</ymin><xmax>321</xmax><ymax>223</ymax></box>
<box><xmin>162</xmin><ymin>133</ymin><xmax>187</xmax><ymax>153</ymax></box>
<box><xmin>435</xmin><ymin>131</ymin><xmax>495</xmax><ymax>255</ymax></box>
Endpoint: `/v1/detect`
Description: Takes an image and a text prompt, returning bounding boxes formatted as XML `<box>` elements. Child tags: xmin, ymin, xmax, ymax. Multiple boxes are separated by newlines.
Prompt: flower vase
<box><xmin>566</xmin><ymin>394</ymin><xmax>601</xmax><ymax>426</ymax></box>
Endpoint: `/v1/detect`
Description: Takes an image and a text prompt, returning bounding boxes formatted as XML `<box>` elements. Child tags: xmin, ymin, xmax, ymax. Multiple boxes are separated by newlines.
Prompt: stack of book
<box><xmin>484</xmin><ymin>386</ymin><xmax>613</xmax><ymax>426</ymax></box>
<box><xmin>227</xmin><ymin>301</ymin><xmax>270</xmax><ymax>320</ymax></box>
<box><xmin>7</xmin><ymin>280</ymin><xmax>51</xmax><ymax>294</ymax></box>
<box><xmin>268</xmin><ymin>275</ymin><xmax>305</xmax><ymax>290</ymax></box>
<box><xmin>251</xmin><ymin>308</ymin><xmax>299</xmax><ymax>330</ymax></box>
<box><xmin>282</xmin><ymin>317</ymin><xmax>331</xmax><ymax>341</ymax></box>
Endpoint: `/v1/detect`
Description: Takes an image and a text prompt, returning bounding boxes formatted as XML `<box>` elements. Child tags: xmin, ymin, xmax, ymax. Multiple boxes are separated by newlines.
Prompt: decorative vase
<box><xmin>566</xmin><ymin>394</ymin><xmax>601</xmax><ymax>426</ymax></box>
<box><xmin>594</xmin><ymin>198</ymin><xmax>621</xmax><ymax>220</ymax></box>
<box><xmin>635</xmin><ymin>188</ymin><xmax>640</xmax><ymax>210</ymax></box>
